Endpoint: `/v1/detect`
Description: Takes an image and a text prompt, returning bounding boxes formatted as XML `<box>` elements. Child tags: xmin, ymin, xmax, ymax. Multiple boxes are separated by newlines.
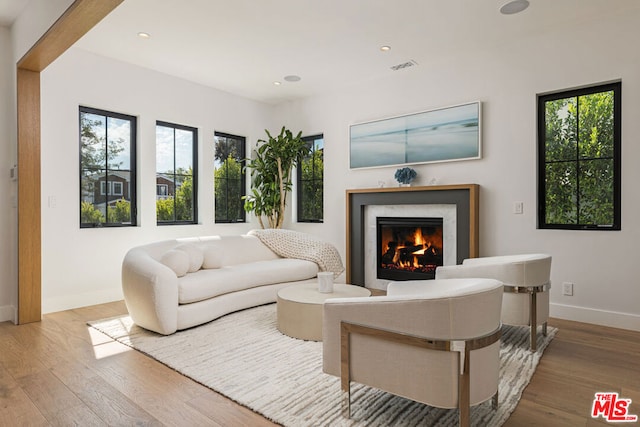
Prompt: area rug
<box><xmin>89</xmin><ymin>304</ymin><xmax>556</xmax><ymax>426</ymax></box>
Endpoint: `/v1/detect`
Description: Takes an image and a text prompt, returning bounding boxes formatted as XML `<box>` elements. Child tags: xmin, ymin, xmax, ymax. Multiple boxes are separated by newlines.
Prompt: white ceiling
<box><xmin>6</xmin><ymin>1</ymin><xmax>640</xmax><ymax>104</ymax></box>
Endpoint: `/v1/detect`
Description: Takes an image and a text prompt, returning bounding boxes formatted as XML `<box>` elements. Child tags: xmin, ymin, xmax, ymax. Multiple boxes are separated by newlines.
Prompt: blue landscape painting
<box><xmin>349</xmin><ymin>102</ymin><xmax>481</xmax><ymax>169</ymax></box>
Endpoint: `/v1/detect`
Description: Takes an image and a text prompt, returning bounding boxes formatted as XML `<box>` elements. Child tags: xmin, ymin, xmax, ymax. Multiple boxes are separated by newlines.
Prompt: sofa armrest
<box><xmin>122</xmin><ymin>249</ymin><xmax>179</xmax><ymax>335</ymax></box>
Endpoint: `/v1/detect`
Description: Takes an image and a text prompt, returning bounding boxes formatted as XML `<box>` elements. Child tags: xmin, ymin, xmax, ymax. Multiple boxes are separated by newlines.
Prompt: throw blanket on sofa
<box><xmin>248</xmin><ymin>229</ymin><xmax>345</xmax><ymax>278</ymax></box>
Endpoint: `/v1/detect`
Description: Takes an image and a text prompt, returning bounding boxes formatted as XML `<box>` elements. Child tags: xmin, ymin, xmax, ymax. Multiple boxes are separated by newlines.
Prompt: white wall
<box><xmin>40</xmin><ymin>48</ymin><xmax>275</xmax><ymax>313</ymax></box>
<box><xmin>278</xmin><ymin>8</ymin><xmax>640</xmax><ymax>331</ymax></box>
<box><xmin>0</xmin><ymin>25</ymin><xmax>17</xmax><ymax>322</ymax></box>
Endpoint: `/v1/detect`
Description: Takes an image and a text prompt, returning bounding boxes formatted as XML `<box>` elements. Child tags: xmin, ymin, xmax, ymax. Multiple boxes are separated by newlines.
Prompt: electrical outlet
<box><xmin>562</xmin><ymin>282</ymin><xmax>574</xmax><ymax>296</ymax></box>
<box><xmin>513</xmin><ymin>201</ymin><xmax>523</xmax><ymax>214</ymax></box>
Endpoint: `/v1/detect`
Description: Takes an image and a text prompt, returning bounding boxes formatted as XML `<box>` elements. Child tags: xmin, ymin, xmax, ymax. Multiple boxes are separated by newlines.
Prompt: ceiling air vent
<box><xmin>390</xmin><ymin>60</ymin><xmax>418</xmax><ymax>71</ymax></box>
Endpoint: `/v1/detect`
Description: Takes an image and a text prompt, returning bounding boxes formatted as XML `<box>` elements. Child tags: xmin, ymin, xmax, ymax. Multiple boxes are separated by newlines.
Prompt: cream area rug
<box><xmin>89</xmin><ymin>304</ymin><xmax>556</xmax><ymax>427</ymax></box>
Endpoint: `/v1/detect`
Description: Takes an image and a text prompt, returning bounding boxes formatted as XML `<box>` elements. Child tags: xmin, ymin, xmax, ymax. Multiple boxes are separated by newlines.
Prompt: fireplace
<box><xmin>377</xmin><ymin>217</ymin><xmax>444</xmax><ymax>281</ymax></box>
<box><xmin>346</xmin><ymin>184</ymin><xmax>479</xmax><ymax>289</ymax></box>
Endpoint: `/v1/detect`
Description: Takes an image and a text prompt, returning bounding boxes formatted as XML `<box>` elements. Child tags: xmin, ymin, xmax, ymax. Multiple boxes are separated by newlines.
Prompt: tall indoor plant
<box><xmin>244</xmin><ymin>127</ymin><xmax>309</xmax><ymax>228</ymax></box>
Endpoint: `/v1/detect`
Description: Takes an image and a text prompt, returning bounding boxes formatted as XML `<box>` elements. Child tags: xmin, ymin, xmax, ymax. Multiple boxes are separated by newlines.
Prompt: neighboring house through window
<box><xmin>214</xmin><ymin>132</ymin><xmax>246</xmax><ymax>223</ymax></box>
<box><xmin>156</xmin><ymin>121</ymin><xmax>198</xmax><ymax>224</ymax></box>
<box><xmin>297</xmin><ymin>134</ymin><xmax>324</xmax><ymax>222</ymax></box>
<box><xmin>79</xmin><ymin>106</ymin><xmax>137</xmax><ymax>227</ymax></box>
<box><xmin>537</xmin><ymin>81</ymin><xmax>621</xmax><ymax>230</ymax></box>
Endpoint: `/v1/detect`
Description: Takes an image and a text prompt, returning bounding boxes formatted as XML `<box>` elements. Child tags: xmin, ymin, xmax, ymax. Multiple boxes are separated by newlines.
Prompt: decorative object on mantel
<box><xmin>243</xmin><ymin>127</ymin><xmax>310</xmax><ymax>229</ymax></box>
<box><xmin>349</xmin><ymin>101</ymin><xmax>482</xmax><ymax>169</ymax></box>
<box><xmin>394</xmin><ymin>166</ymin><xmax>417</xmax><ymax>186</ymax></box>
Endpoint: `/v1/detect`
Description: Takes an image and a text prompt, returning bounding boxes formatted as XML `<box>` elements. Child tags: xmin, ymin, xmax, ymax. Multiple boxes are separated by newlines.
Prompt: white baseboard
<box><xmin>43</xmin><ymin>288</ymin><xmax>124</xmax><ymax>315</ymax></box>
<box><xmin>0</xmin><ymin>305</ymin><xmax>17</xmax><ymax>324</ymax></box>
<box><xmin>550</xmin><ymin>303</ymin><xmax>640</xmax><ymax>332</ymax></box>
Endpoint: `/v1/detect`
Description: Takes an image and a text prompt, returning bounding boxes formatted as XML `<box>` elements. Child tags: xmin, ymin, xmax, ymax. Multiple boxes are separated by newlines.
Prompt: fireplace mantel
<box><xmin>346</xmin><ymin>184</ymin><xmax>479</xmax><ymax>285</ymax></box>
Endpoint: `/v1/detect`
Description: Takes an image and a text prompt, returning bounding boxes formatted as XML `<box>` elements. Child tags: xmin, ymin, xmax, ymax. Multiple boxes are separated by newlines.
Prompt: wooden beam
<box><xmin>17</xmin><ymin>0</ymin><xmax>124</xmax><ymax>71</ymax></box>
<box><xmin>17</xmin><ymin>0</ymin><xmax>123</xmax><ymax>324</ymax></box>
<box><xmin>17</xmin><ymin>69</ymin><xmax>41</xmax><ymax>324</ymax></box>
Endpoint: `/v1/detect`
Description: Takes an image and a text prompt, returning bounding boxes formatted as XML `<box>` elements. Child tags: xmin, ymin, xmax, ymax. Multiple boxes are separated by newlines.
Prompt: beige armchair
<box><xmin>322</xmin><ymin>278</ymin><xmax>503</xmax><ymax>427</ymax></box>
<box><xmin>436</xmin><ymin>254</ymin><xmax>552</xmax><ymax>351</ymax></box>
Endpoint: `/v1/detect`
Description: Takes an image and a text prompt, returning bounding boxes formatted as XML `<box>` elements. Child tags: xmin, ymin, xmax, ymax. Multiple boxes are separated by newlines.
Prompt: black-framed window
<box><xmin>79</xmin><ymin>106</ymin><xmax>137</xmax><ymax>228</ymax></box>
<box><xmin>214</xmin><ymin>132</ymin><xmax>246</xmax><ymax>223</ymax></box>
<box><xmin>537</xmin><ymin>81</ymin><xmax>621</xmax><ymax>230</ymax></box>
<box><xmin>297</xmin><ymin>134</ymin><xmax>324</xmax><ymax>222</ymax></box>
<box><xmin>156</xmin><ymin>121</ymin><xmax>198</xmax><ymax>224</ymax></box>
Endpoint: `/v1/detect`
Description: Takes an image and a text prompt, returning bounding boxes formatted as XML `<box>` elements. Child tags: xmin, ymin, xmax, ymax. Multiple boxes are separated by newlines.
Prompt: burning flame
<box><xmin>383</xmin><ymin>227</ymin><xmax>442</xmax><ymax>268</ymax></box>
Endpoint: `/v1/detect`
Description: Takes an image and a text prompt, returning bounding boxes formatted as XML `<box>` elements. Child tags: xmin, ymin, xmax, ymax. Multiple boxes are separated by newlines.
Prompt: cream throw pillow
<box><xmin>175</xmin><ymin>243</ymin><xmax>204</xmax><ymax>273</ymax></box>
<box><xmin>160</xmin><ymin>249</ymin><xmax>190</xmax><ymax>277</ymax></box>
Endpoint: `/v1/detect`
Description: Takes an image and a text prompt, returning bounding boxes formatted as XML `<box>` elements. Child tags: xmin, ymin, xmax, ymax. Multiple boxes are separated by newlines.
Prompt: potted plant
<box><xmin>244</xmin><ymin>127</ymin><xmax>310</xmax><ymax>228</ymax></box>
<box><xmin>394</xmin><ymin>167</ymin><xmax>417</xmax><ymax>186</ymax></box>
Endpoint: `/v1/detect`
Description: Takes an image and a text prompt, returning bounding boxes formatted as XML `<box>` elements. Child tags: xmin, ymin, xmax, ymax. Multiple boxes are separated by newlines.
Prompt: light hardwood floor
<box><xmin>1</xmin><ymin>301</ymin><xmax>638</xmax><ymax>426</ymax></box>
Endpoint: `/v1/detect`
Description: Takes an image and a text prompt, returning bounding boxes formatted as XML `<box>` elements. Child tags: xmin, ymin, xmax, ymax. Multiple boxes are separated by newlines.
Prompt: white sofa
<box><xmin>122</xmin><ymin>234</ymin><xmax>323</xmax><ymax>335</ymax></box>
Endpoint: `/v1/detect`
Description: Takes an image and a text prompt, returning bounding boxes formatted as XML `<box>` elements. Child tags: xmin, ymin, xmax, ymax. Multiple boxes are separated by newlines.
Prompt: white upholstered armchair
<box><xmin>436</xmin><ymin>254</ymin><xmax>552</xmax><ymax>351</ymax></box>
<box><xmin>322</xmin><ymin>278</ymin><xmax>503</xmax><ymax>427</ymax></box>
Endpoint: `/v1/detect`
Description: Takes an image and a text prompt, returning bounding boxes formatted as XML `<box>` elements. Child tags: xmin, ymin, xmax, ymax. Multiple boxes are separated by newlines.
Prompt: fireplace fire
<box><xmin>377</xmin><ymin>217</ymin><xmax>444</xmax><ymax>281</ymax></box>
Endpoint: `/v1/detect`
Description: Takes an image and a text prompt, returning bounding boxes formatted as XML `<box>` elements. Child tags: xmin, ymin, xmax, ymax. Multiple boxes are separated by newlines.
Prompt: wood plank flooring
<box><xmin>1</xmin><ymin>301</ymin><xmax>638</xmax><ymax>426</ymax></box>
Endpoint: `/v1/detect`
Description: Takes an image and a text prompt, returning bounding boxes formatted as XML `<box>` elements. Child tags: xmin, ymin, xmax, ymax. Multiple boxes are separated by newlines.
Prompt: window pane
<box><xmin>545</xmin><ymin>162</ymin><xmax>577</xmax><ymax>225</ymax></box>
<box><xmin>578</xmin><ymin>91</ymin><xmax>614</xmax><ymax>159</ymax></box>
<box><xmin>81</xmin><ymin>169</ymin><xmax>106</xmax><ymax>225</ymax></box>
<box><xmin>545</xmin><ymin>97</ymin><xmax>577</xmax><ymax>162</ymax></box>
<box><xmin>174</xmin><ymin>173</ymin><xmax>194</xmax><ymax>221</ymax></box>
<box><xmin>156</xmin><ymin>126</ymin><xmax>174</xmax><ymax>174</ymax></box>
<box><xmin>107</xmin><ymin>117</ymin><xmax>131</xmax><ymax>170</ymax></box>
<box><xmin>298</xmin><ymin>135</ymin><xmax>323</xmax><ymax>222</ymax></box>
<box><xmin>214</xmin><ymin>133</ymin><xmax>245</xmax><ymax>223</ymax></box>
<box><xmin>578</xmin><ymin>159</ymin><xmax>614</xmax><ymax>225</ymax></box>
<box><xmin>156</xmin><ymin>122</ymin><xmax>198</xmax><ymax>224</ymax></box>
<box><xmin>80</xmin><ymin>113</ymin><xmax>106</xmax><ymax>170</ymax></box>
<box><xmin>175</xmin><ymin>129</ymin><xmax>193</xmax><ymax>171</ymax></box>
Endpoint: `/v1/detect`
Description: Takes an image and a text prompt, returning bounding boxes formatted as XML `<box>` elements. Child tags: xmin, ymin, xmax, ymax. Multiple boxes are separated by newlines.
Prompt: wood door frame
<box><xmin>17</xmin><ymin>0</ymin><xmax>123</xmax><ymax>324</ymax></box>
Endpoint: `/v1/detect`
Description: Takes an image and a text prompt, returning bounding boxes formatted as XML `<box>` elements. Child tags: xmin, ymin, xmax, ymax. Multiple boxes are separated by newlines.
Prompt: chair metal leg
<box><xmin>529</xmin><ymin>291</ymin><xmax>537</xmax><ymax>352</ymax></box>
<box><xmin>458</xmin><ymin>345</ymin><xmax>471</xmax><ymax>427</ymax></box>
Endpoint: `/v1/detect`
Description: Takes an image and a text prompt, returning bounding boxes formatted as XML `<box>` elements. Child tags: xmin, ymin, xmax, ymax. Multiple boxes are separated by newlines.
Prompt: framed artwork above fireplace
<box><xmin>346</xmin><ymin>184</ymin><xmax>479</xmax><ymax>289</ymax></box>
<box><xmin>349</xmin><ymin>102</ymin><xmax>482</xmax><ymax>169</ymax></box>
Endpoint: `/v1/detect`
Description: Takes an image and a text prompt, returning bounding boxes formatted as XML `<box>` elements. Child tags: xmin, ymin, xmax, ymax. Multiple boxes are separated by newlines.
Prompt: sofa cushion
<box><xmin>201</xmin><ymin>244</ymin><xmax>223</xmax><ymax>269</ymax></box>
<box><xmin>177</xmin><ymin>258</ymin><xmax>318</xmax><ymax>304</ymax></box>
<box><xmin>160</xmin><ymin>249</ymin><xmax>190</xmax><ymax>277</ymax></box>
<box><xmin>175</xmin><ymin>243</ymin><xmax>204</xmax><ymax>273</ymax></box>
<box><xmin>198</xmin><ymin>235</ymin><xmax>280</xmax><ymax>266</ymax></box>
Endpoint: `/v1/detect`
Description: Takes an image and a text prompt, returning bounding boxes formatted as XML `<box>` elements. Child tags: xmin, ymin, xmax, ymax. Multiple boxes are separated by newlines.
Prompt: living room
<box><xmin>1</xmin><ymin>0</ymin><xmax>640</xmax><ymax>424</ymax></box>
<box><xmin>3</xmin><ymin>0</ymin><xmax>638</xmax><ymax>330</ymax></box>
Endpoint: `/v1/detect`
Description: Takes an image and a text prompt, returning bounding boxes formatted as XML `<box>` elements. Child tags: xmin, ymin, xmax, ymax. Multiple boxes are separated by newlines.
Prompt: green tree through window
<box><xmin>156</xmin><ymin>121</ymin><xmax>198</xmax><ymax>224</ymax></box>
<box><xmin>297</xmin><ymin>134</ymin><xmax>324</xmax><ymax>222</ymax></box>
<box><xmin>538</xmin><ymin>82</ymin><xmax>621</xmax><ymax>230</ymax></box>
<box><xmin>214</xmin><ymin>132</ymin><xmax>246</xmax><ymax>223</ymax></box>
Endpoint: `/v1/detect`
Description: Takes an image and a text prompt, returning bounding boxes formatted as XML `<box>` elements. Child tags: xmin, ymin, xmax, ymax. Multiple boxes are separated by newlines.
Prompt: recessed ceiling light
<box><xmin>380</xmin><ymin>45</ymin><xmax>391</xmax><ymax>52</ymax></box>
<box><xmin>273</xmin><ymin>81</ymin><xmax>281</xmax><ymax>86</ymax></box>
<box><xmin>284</xmin><ymin>75</ymin><xmax>301</xmax><ymax>82</ymax></box>
<box><xmin>500</xmin><ymin>0</ymin><xmax>529</xmax><ymax>15</ymax></box>
<box><xmin>137</xmin><ymin>32</ymin><xmax>151</xmax><ymax>39</ymax></box>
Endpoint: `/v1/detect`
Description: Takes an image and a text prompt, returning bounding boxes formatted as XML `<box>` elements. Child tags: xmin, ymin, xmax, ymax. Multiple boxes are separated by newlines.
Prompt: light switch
<box><xmin>513</xmin><ymin>201</ymin><xmax>523</xmax><ymax>214</ymax></box>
